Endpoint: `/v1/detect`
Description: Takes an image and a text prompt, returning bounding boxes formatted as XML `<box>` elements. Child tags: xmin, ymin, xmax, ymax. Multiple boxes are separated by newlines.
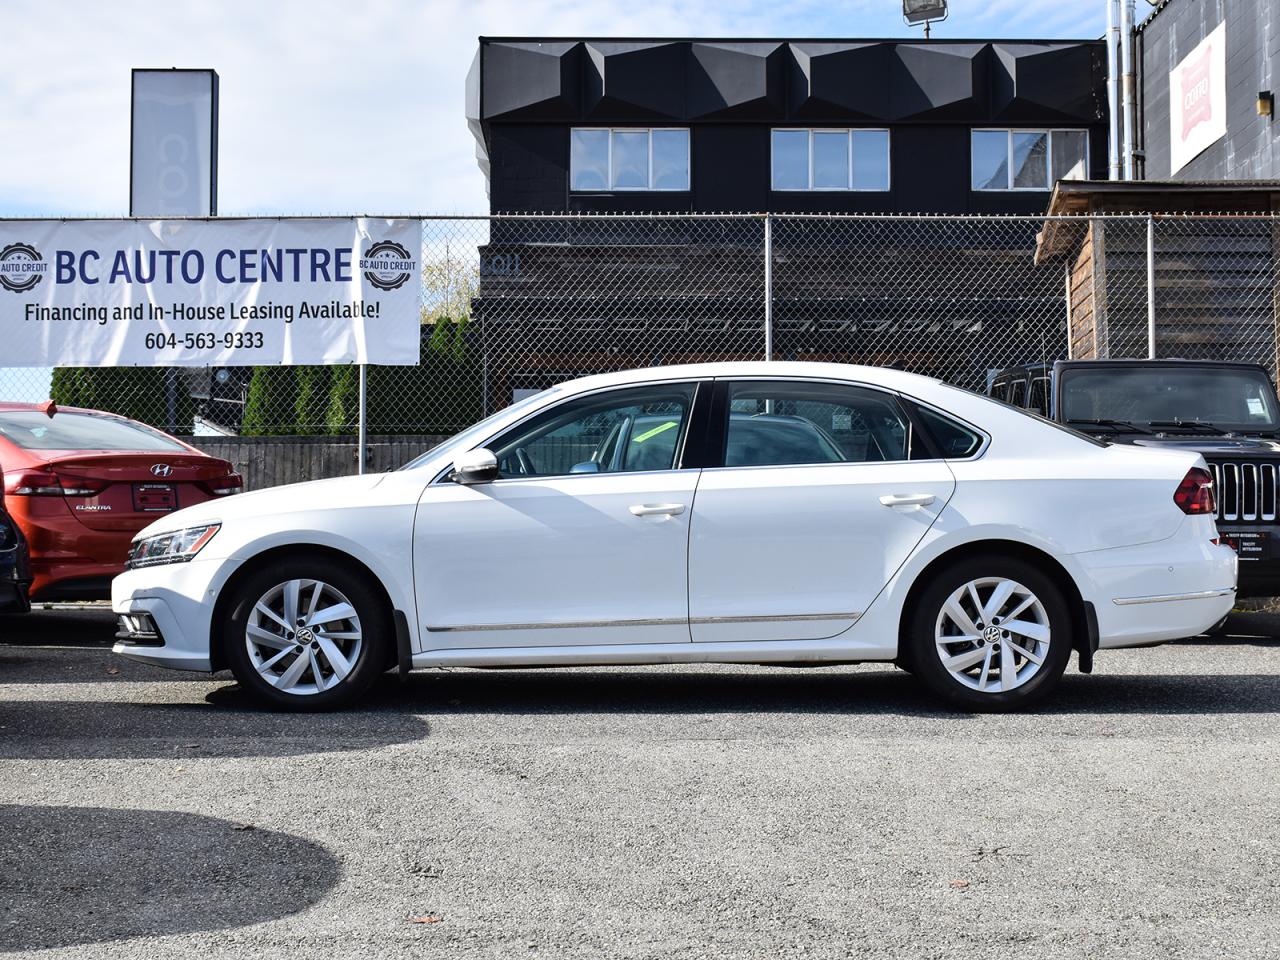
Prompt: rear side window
<box><xmin>0</xmin><ymin>412</ymin><xmax>187</xmax><ymax>452</ymax></box>
<box><xmin>914</xmin><ymin>406</ymin><xmax>984</xmax><ymax>458</ymax></box>
<box><xmin>723</xmin><ymin>381</ymin><xmax>913</xmax><ymax>466</ymax></box>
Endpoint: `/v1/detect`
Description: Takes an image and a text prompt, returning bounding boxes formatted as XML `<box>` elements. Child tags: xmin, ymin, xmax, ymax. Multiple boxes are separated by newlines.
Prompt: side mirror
<box><xmin>451</xmin><ymin>448</ymin><xmax>499</xmax><ymax>485</ymax></box>
<box><xmin>569</xmin><ymin>461</ymin><xmax>600</xmax><ymax>474</ymax></box>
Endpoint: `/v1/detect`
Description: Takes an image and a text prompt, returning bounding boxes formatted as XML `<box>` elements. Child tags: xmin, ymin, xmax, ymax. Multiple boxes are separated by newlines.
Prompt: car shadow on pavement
<box><xmin>0</xmin><ymin>693</ymin><xmax>431</xmax><ymax>761</ymax></box>
<box><xmin>358</xmin><ymin>665</ymin><xmax>1280</xmax><ymax>717</ymax></box>
<box><xmin>0</xmin><ymin>804</ymin><xmax>339</xmax><ymax>953</ymax></box>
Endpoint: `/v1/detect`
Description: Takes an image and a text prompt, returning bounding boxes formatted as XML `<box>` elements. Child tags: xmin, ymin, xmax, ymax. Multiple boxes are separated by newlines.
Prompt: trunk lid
<box><xmin>35</xmin><ymin>452</ymin><xmax>235</xmax><ymax>532</ymax></box>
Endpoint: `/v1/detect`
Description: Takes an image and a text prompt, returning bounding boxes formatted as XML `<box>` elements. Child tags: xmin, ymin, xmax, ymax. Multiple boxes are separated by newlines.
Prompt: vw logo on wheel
<box><xmin>151</xmin><ymin>464</ymin><xmax>173</xmax><ymax>478</ymax></box>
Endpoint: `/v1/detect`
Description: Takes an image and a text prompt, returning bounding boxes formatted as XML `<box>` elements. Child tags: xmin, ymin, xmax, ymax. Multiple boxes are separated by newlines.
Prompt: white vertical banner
<box><xmin>0</xmin><ymin>218</ymin><xmax>422</xmax><ymax>367</ymax></box>
<box><xmin>131</xmin><ymin>69</ymin><xmax>218</xmax><ymax>218</ymax></box>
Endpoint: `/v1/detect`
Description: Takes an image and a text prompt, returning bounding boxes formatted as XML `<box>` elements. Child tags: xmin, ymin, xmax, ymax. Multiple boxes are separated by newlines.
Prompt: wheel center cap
<box><xmin>296</xmin><ymin>628</ymin><xmax>315</xmax><ymax>643</ymax></box>
<box><xmin>983</xmin><ymin>625</ymin><xmax>1002</xmax><ymax>644</ymax></box>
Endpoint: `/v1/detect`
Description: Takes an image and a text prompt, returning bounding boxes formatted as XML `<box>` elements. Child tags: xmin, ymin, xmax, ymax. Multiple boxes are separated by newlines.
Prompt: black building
<box><xmin>462</xmin><ymin>38</ymin><xmax>1110</xmax><ymax>406</ymax></box>
<box><xmin>1137</xmin><ymin>0</ymin><xmax>1279</xmax><ymax>181</ymax></box>
<box><xmin>467</xmin><ymin>38</ymin><xmax>1108</xmax><ymax>214</ymax></box>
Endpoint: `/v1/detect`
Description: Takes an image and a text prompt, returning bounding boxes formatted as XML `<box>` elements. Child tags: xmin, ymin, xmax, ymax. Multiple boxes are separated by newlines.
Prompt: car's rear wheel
<box><xmin>223</xmin><ymin>558</ymin><xmax>390</xmax><ymax>710</ymax></box>
<box><xmin>907</xmin><ymin>555</ymin><xmax>1072</xmax><ymax>711</ymax></box>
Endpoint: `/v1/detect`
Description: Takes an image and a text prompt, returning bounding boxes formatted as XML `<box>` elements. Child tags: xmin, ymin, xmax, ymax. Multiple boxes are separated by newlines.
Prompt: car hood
<box><xmin>133</xmin><ymin>473</ymin><xmax>389</xmax><ymax>540</ymax></box>
<box><xmin>1125</xmin><ymin>436</ymin><xmax>1280</xmax><ymax>457</ymax></box>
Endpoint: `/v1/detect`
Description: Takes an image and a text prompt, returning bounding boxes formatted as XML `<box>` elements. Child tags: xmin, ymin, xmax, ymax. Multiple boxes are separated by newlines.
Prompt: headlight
<box><xmin>126</xmin><ymin>524</ymin><xmax>220</xmax><ymax>569</ymax></box>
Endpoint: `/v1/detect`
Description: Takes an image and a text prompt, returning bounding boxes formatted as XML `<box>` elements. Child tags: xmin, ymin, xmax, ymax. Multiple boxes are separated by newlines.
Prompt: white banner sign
<box><xmin>0</xmin><ymin>217</ymin><xmax>421</xmax><ymax>367</ymax></box>
<box><xmin>1169</xmin><ymin>21</ymin><xmax>1227</xmax><ymax>176</ymax></box>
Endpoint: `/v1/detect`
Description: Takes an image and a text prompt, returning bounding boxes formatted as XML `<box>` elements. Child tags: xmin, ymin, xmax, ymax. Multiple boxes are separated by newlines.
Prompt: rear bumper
<box><xmin>1074</xmin><ymin>520</ymin><xmax>1237</xmax><ymax>648</ymax></box>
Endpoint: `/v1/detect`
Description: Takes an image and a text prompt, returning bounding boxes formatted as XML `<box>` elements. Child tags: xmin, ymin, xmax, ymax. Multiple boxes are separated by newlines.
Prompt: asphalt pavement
<box><xmin>1</xmin><ymin>606</ymin><xmax>1278</xmax><ymax>959</ymax></box>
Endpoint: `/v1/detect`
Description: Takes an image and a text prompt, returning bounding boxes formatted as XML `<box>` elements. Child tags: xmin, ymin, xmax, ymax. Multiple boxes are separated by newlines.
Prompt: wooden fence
<box><xmin>188</xmin><ymin>435</ymin><xmax>447</xmax><ymax>492</ymax></box>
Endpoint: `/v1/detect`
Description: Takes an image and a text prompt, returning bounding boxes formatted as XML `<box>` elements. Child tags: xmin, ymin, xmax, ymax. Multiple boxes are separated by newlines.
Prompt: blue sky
<box><xmin>0</xmin><ymin>0</ymin><xmax>1107</xmax><ymax>219</ymax></box>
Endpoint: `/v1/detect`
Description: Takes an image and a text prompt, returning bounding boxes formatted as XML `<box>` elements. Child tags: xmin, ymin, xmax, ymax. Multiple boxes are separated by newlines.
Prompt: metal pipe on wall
<box><xmin>1119</xmin><ymin>0</ymin><xmax>1138</xmax><ymax>179</ymax></box>
<box><xmin>1106</xmin><ymin>0</ymin><xmax>1122</xmax><ymax>180</ymax></box>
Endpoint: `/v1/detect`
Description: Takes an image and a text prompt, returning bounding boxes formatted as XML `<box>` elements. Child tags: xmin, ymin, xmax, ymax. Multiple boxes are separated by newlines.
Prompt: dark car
<box><xmin>989</xmin><ymin>359</ymin><xmax>1280</xmax><ymax>597</ymax></box>
<box><xmin>0</xmin><ymin>492</ymin><xmax>31</xmax><ymax>614</ymax></box>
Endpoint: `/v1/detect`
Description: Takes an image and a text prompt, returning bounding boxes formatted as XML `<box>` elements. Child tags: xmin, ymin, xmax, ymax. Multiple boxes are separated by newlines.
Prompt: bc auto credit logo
<box><xmin>0</xmin><ymin>243</ymin><xmax>48</xmax><ymax>293</ymax></box>
<box><xmin>359</xmin><ymin>240</ymin><xmax>416</xmax><ymax>292</ymax></box>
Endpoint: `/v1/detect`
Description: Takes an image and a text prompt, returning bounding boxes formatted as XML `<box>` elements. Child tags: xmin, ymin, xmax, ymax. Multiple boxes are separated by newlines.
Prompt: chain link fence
<box><xmin>2</xmin><ymin>211</ymin><xmax>1277</xmax><ymax>458</ymax></box>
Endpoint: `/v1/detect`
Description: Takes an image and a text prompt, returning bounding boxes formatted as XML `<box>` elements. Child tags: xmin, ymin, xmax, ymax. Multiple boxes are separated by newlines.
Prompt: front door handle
<box><xmin>879</xmin><ymin>493</ymin><xmax>936</xmax><ymax>508</ymax></box>
<box><xmin>629</xmin><ymin>503</ymin><xmax>687</xmax><ymax>517</ymax></box>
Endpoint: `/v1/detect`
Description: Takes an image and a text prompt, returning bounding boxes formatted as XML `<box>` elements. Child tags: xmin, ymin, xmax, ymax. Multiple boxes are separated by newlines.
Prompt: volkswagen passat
<box><xmin>112</xmin><ymin>363</ymin><xmax>1236</xmax><ymax>711</ymax></box>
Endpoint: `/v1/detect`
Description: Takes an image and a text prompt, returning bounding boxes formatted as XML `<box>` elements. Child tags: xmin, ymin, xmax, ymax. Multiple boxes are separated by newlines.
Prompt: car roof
<box><xmin>555</xmin><ymin>361</ymin><xmax>939</xmax><ymax>396</ymax></box>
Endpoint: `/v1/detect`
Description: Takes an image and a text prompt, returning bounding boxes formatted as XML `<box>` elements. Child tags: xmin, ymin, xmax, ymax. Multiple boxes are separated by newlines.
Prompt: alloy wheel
<box><xmin>933</xmin><ymin>576</ymin><xmax>1051</xmax><ymax>693</ymax></box>
<box><xmin>244</xmin><ymin>579</ymin><xmax>363</xmax><ymax>696</ymax></box>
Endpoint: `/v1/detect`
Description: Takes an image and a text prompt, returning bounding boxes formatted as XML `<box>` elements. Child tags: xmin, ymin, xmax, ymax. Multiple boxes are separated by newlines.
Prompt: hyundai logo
<box><xmin>151</xmin><ymin>464</ymin><xmax>173</xmax><ymax>478</ymax></box>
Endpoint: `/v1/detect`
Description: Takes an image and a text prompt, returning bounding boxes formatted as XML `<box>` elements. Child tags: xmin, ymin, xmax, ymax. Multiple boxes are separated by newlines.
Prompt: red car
<box><xmin>0</xmin><ymin>402</ymin><xmax>241</xmax><ymax>603</ymax></box>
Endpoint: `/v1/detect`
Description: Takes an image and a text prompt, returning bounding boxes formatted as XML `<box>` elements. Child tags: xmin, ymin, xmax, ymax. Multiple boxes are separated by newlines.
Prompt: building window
<box><xmin>770</xmin><ymin>129</ymin><xmax>890</xmax><ymax>192</ymax></box>
<box><xmin>971</xmin><ymin>129</ymin><xmax>1089</xmax><ymax>191</ymax></box>
<box><xmin>570</xmin><ymin>128</ymin><xmax>690</xmax><ymax>192</ymax></box>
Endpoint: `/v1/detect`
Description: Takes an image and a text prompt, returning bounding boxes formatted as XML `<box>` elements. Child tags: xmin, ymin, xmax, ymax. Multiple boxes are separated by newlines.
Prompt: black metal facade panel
<box><xmin>1139</xmin><ymin>0</ymin><xmax>1280</xmax><ymax>181</ymax></box>
<box><xmin>479</xmin><ymin>38</ymin><xmax>1106</xmax><ymax>125</ymax></box>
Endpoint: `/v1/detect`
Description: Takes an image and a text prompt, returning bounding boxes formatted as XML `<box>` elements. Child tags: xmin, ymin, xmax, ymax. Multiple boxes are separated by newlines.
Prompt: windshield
<box><xmin>397</xmin><ymin>387</ymin><xmax>562</xmax><ymax>471</ymax></box>
<box><xmin>0</xmin><ymin>411</ymin><xmax>188</xmax><ymax>452</ymax></box>
<box><xmin>1060</xmin><ymin>366</ymin><xmax>1280</xmax><ymax>433</ymax></box>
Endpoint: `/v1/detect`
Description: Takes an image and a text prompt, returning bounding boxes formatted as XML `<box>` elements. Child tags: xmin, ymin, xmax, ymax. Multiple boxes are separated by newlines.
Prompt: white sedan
<box><xmin>112</xmin><ymin>362</ymin><xmax>1236</xmax><ymax>711</ymax></box>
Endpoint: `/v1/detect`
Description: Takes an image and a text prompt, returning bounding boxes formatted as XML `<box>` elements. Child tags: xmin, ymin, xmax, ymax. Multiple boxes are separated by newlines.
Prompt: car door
<box><xmin>688</xmin><ymin>378</ymin><xmax>957</xmax><ymax>643</ymax></box>
<box><xmin>413</xmin><ymin>381</ymin><xmax>704</xmax><ymax>650</ymax></box>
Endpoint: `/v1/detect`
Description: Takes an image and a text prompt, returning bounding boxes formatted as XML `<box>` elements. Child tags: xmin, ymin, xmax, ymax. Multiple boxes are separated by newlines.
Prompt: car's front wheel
<box><xmin>222</xmin><ymin>557</ymin><xmax>391</xmax><ymax>710</ymax></box>
<box><xmin>907</xmin><ymin>555</ymin><xmax>1072</xmax><ymax>711</ymax></box>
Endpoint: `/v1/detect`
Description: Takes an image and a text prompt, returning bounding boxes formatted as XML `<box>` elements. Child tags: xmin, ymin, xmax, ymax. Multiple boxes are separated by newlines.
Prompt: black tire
<box><xmin>907</xmin><ymin>554</ymin><xmax>1073</xmax><ymax>712</ymax></box>
<box><xmin>222</xmin><ymin>557</ymin><xmax>391</xmax><ymax>711</ymax></box>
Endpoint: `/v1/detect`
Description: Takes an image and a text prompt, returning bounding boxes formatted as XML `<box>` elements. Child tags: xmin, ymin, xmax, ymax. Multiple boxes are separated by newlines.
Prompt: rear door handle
<box><xmin>630</xmin><ymin>503</ymin><xmax>687</xmax><ymax>517</ymax></box>
<box><xmin>879</xmin><ymin>493</ymin><xmax>936</xmax><ymax>507</ymax></box>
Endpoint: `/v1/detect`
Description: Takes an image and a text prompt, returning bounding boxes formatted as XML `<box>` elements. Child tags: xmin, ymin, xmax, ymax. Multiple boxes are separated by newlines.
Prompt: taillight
<box><xmin>3</xmin><ymin>471</ymin><xmax>106</xmax><ymax>498</ymax></box>
<box><xmin>1174</xmin><ymin>467</ymin><xmax>1216</xmax><ymax>515</ymax></box>
<box><xmin>207</xmin><ymin>473</ymin><xmax>243</xmax><ymax>496</ymax></box>
<box><xmin>5</xmin><ymin>471</ymin><xmax>64</xmax><ymax>497</ymax></box>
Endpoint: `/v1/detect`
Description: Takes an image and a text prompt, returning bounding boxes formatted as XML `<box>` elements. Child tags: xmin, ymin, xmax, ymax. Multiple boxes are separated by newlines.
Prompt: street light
<box><xmin>903</xmin><ymin>0</ymin><xmax>948</xmax><ymax>38</ymax></box>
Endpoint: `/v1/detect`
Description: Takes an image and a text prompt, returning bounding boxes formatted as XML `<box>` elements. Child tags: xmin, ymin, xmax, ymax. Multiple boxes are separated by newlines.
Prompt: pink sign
<box><xmin>1179</xmin><ymin>42</ymin><xmax>1214</xmax><ymax>142</ymax></box>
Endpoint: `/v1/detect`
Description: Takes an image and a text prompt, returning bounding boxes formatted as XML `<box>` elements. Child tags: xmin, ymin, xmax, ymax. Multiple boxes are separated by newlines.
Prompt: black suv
<box><xmin>0</xmin><ymin>498</ymin><xmax>31</xmax><ymax>614</ymax></box>
<box><xmin>989</xmin><ymin>359</ymin><xmax>1280</xmax><ymax>597</ymax></box>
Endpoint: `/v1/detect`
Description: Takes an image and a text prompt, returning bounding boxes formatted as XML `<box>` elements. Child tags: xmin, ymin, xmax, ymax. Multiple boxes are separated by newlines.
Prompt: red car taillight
<box><xmin>207</xmin><ymin>473</ymin><xmax>243</xmax><ymax>496</ymax></box>
<box><xmin>1174</xmin><ymin>467</ymin><xmax>1216</xmax><ymax>515</ymax></box>
<box><xmin>4</xmin><ymin>471</ymin><xmax>106</xmax><ymax>498</ymax></box>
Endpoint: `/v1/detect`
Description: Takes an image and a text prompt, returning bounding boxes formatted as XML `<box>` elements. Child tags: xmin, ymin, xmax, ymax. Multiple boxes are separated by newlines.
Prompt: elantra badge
<box><xmin>151</xmin><ymin>464</ymin><xmax>173</xmax><ymax>478</ymax></box>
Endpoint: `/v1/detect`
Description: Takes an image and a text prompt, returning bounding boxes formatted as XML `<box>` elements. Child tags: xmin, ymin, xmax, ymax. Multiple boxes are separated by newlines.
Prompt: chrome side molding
<box><xmin>1112</xmin><ymin>588</ymin><xmax>1235</xmax><ymax>606</ymax></box>
<box><xmin>426</xmin><ymin>611</ymin><xmax>861</xmax><ymax>633</ymax></box>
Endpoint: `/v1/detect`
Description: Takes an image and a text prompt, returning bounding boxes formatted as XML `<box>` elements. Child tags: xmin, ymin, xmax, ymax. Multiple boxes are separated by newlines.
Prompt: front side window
<box><xmin>490</xmin><ymin>383</ymin><xmax>696</xmax><ymax>478</ymax></box>
<box><xmin>722</xmin><ymin>381</ymin><xmax>912</xmax><ymax>467</ymax></box>
<box><xmin>570</xmin><ymin>128</ymin><xmax>690</xmax><ymax>192</ymax></box>
<box><xmin>771</xmin><ymin>129</ymin><xmax>890</xmax><ymax>192</ymax></box>
<box><xmin>971</xmin><ymin>129</ymin><xmax>1089</xmax><ymax>191</ymax></box>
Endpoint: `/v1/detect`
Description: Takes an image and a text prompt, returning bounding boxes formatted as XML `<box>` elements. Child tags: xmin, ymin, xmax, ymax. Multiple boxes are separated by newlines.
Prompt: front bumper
<box><xmin>111</xmin><ymin>559</ymin><xmax>226</xmax><ymax>672</ymax></box>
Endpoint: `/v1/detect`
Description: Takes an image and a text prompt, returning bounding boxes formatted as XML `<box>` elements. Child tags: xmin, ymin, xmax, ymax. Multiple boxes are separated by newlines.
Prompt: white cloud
<box><xmin>0</xmin><ymin>0</ymin><xmax>1104</xmax><ymax>218</ymax></box>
